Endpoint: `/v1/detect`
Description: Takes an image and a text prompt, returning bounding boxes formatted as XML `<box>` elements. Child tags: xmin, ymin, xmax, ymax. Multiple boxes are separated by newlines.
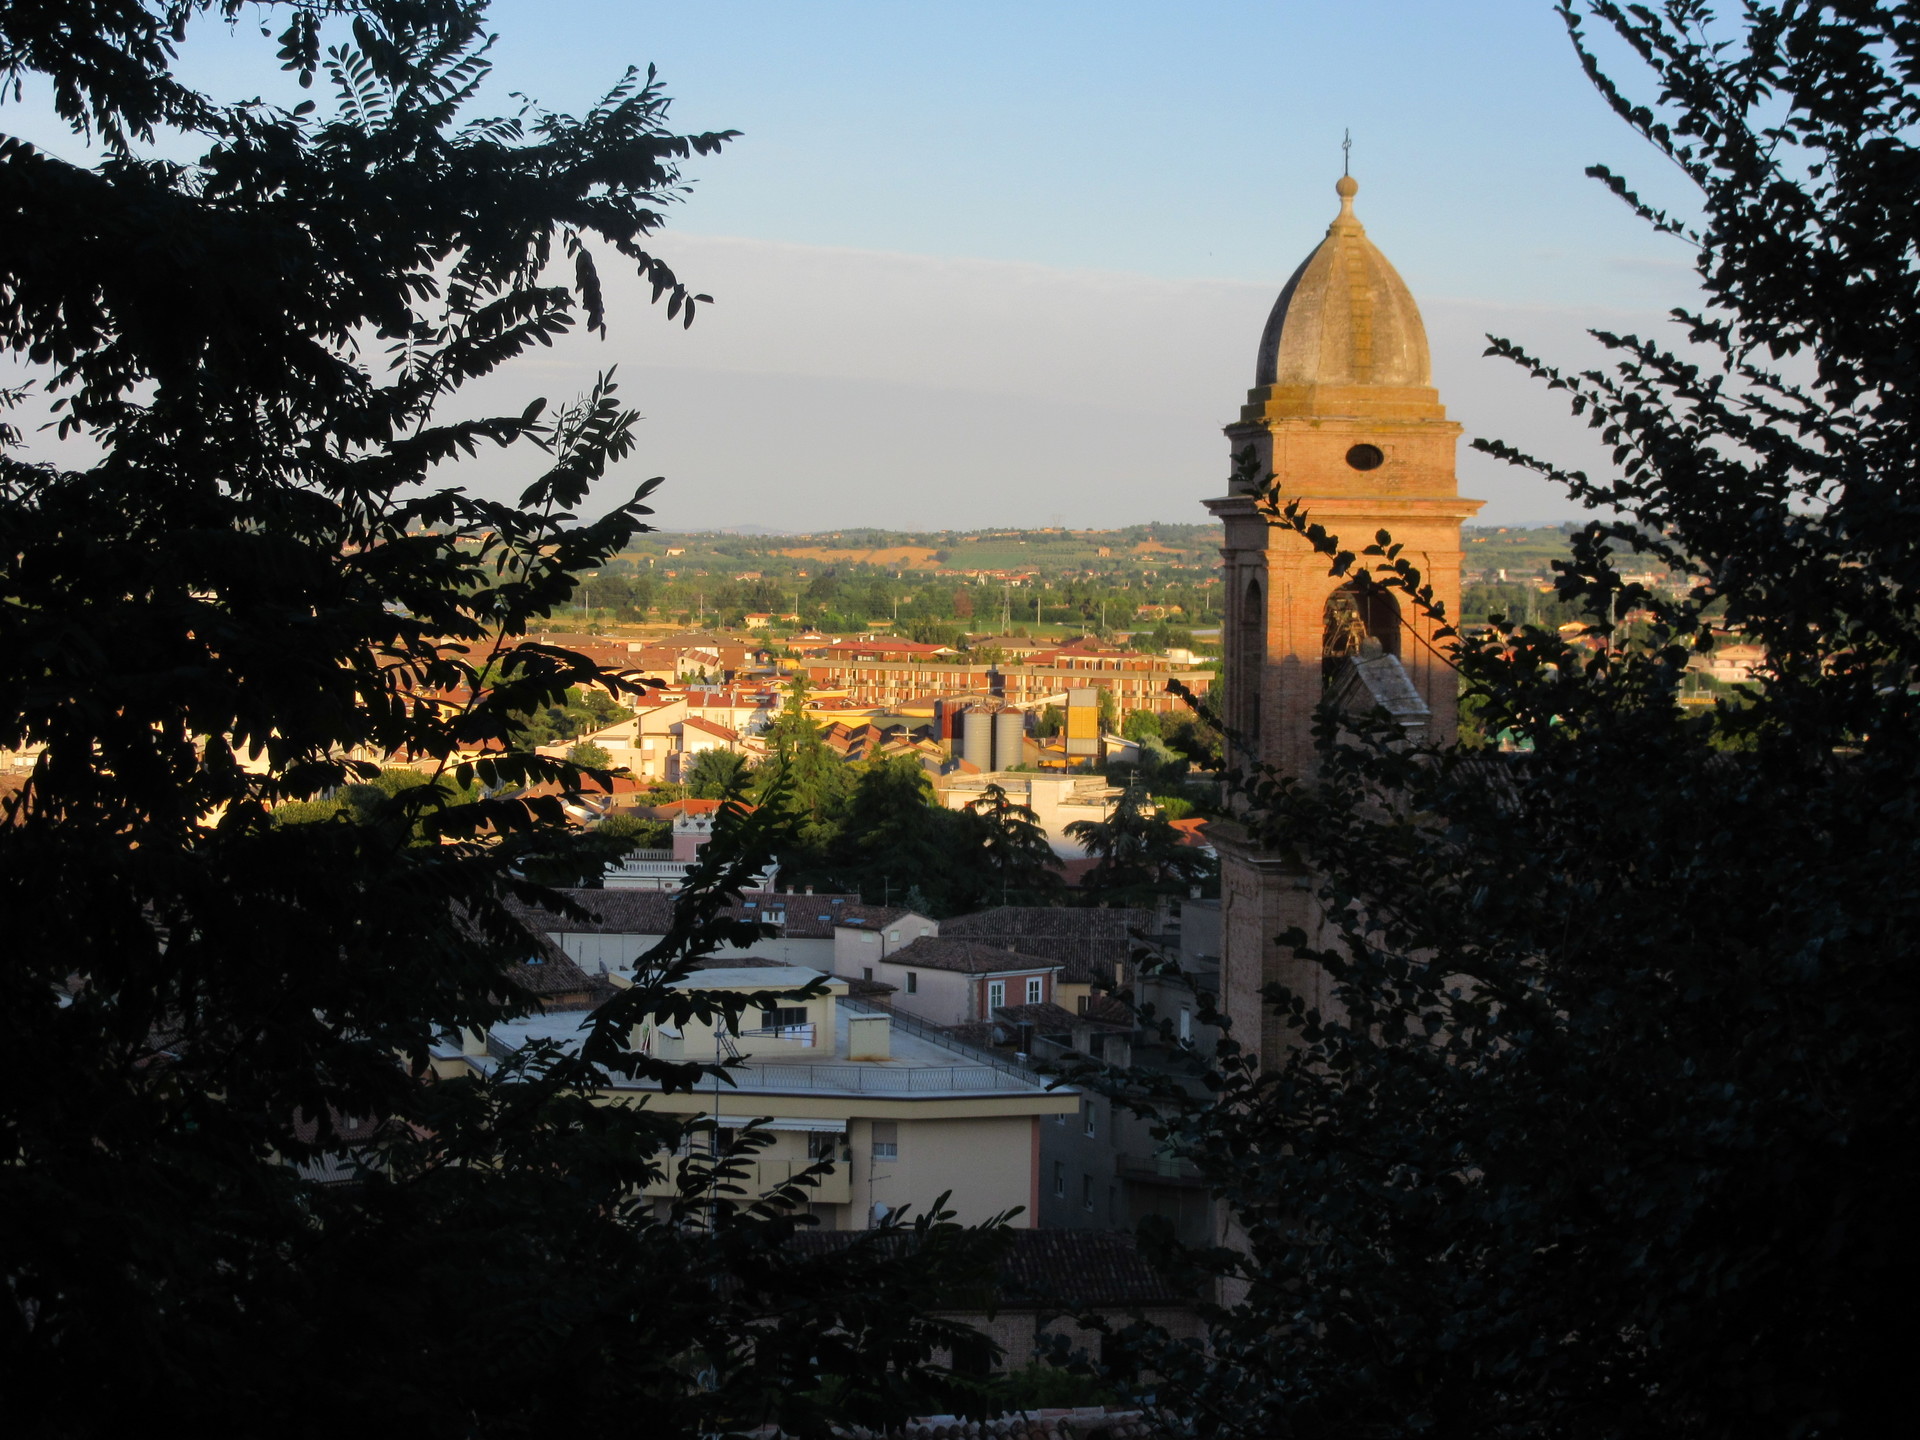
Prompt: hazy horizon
<box><xmin>3</xmin><ymin>1</ymin><xmax>1702</xmax><ymax>532</ymax></box>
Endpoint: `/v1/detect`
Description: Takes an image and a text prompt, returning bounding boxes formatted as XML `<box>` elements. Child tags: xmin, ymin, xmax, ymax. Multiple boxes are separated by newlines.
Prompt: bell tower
<box><xmin>1205</xmin><ymin>174</ymin><xmax>1482</xmax><ymax>1056</ymax></box>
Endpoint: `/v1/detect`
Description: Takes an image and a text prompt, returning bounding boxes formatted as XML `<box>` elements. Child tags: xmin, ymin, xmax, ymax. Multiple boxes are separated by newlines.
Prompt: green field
<box><xmin>577</xmin><ymin>522</ymin><xmax>1580</xmax><ymax>634</ymax></box>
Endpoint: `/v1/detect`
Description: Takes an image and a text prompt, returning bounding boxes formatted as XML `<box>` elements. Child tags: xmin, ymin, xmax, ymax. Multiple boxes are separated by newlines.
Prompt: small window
<box><xmin>1026</xmin><ymin>976</ymin><xmax>1043</xmax><ymax>1005</ymax></box>
<box><xmin>1346</xmin><ymin>442</ymin><xmax>1385</xmax><ymax>470</ymax></box>
<box><xmin>905</xmin><ymin>972</ymin><xmax>918</xmax><ymax>994</ymax></box>
<box><xmin>919</xmin><ymin>927</ymin><xmax>932</xmax><ymax>937</ymax></box>
<box><xmin>872</xmin><ymin>1121</ymin><xmax>899</xmax><ymax>1161</ymax></box>
<box><xmin>887</xmin><ymin>930</ymin><xmax>900</xmax><ymax>943</ymax></box>
<box><xmin>1082</xmin><ymin>1174</ymin><xmax>1093</xmax><ymax>1211</ymax></box>
<box><xmin>760</xmin><ymin>1006</ymin><xmax>808</xmax><ymax>1030</ymax></box>
<box><xmin>807</xmin><ymin>1131</ymin><xmax>846</xmax><ymax>1163</ymax></box>
<box><xmin>951</xmin><ymin>1329</ymin><xmax>995</xmax><ymax>1377</ymax></box>
<box><xmin>1179</xmin><ymin>1006</ymin><xmax>1192</xmax><ymax>1043</ymax></box>
<box><xmin>1053</xmin><ymin>1160</ymin><xmax>1066</xmax><ymax>1198</ymax></box>
<box><xmin>988</xmin><ymin>980</ymin><xmax>1006</xmax><ymax>1010</ymax></box>
<box><xmin>862</xmin><ymin>967</ymin><xmax>873</xmax><ymax>981</ymax></box>
<box><xmin>1084</xmin><ymin>1102</ymin><xmax>1096</xmax><ymax>1138</ymax></box>
<box><xmin>862</xmin><ymin>932</ymin><xmax>878</xmax><ymax>945</ymax></box>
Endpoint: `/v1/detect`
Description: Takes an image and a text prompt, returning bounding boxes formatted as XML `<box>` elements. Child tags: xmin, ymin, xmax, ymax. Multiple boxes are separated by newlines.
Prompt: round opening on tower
<box><xmin>1346</xmin><ymin>443</ymin><xmax>1385</xmax><ymax>471</ymax></box>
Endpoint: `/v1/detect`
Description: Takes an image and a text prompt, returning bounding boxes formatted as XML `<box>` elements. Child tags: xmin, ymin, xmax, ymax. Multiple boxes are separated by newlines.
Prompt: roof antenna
<box><xmin>1342</xmin><ymin>128</ymin><xmax>1352</xmax><ymax>177</ymax></box>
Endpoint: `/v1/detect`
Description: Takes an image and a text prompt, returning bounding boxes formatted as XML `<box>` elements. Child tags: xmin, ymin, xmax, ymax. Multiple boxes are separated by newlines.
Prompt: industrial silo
<box><xmin>994</xmin><ymin>708</ymin><xmax>1025</xmax><ymax>772</ymax></box>
<box><xmin>962</xmin><ymin>707</ymin><xmax>995</xmax><ymax>772</ymax></box>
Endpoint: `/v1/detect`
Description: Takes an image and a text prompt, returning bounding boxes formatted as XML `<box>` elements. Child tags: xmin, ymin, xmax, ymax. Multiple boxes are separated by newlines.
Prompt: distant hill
<box><xmin>1461</xmin><ymin>525</ymin><xmax>1577</xmax><ymax>581</ymax></box>
<box><xmin>623</xmin><ymin>523</ymin><xmax>1227</xmax><ymax>581</ymax></box>
<box><xmin>592</xmin><ymin>522</ymin><xmax>1580</xmax><ymax>636</ymax></box>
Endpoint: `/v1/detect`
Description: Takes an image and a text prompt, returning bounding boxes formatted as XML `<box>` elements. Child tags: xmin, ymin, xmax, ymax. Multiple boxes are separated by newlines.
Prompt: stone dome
<box><xmin>1253</xmin><ymin>175</ymin><xmax>1431</xmax><ymax>389</ymax></box>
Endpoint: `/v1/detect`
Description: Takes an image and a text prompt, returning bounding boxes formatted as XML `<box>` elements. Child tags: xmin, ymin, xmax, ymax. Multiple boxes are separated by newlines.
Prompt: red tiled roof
<box><xmin>509</xmin><ymin>887</ymin><xmax>861</xmax><ymax>942</ymax></box>
<box><xmin>1080</xmin><ymin>992</ymin><xmax>1136</xmax><ymax>1027</ymax></box>
<box><xmin>503</xmin><ymin>929</ymin><xmax>605</xmax><ymax>1008</ymax></box>
<box><xmin>679</xmin><ymin>716</ymin><xmax>739</xmax><ymax>741</ymax></box>
<box><xmin>942</xmin><ymin>905</ymin><xmax>1154</xmax><ymax>984</ymax></box>
<box><xmin>883</xmin><ymin>936</ymin><xmax>1058</xmax><ymax>976</ymax></box>
<box><xmin>987</xmin><ymin>1001</ymin><xmax>1083</xmax><ymax>1030</ymax></box>
<box><xmin>1055</xmin><ymin>856</ymin><xmax>1101</xmax><ymax>887</ymax></box>
<box><xmin>1168</xmin><ymin>816</ymin><xmax>1212</xmax><ymax>847</ymax></box>
<box><xmin>832</xmin><ymin>904</ymin><xmax>913</xmax><ymax>929</ymax></box>
<box><xmin>626</xmin><ymin>797</ymin><xmax>730</xmax><ymax>819</ymax></box>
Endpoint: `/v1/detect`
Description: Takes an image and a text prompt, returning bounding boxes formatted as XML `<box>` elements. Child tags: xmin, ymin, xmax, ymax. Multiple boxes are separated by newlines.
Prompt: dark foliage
<box><xmin>1065</xmin><ymin>782</ymin><xmax>1211</xmax><ymax>906</ymax></box>
<box><xmin>0</xmin><ymin>4</ymin><xmax>1006</xmax><ymax>1432</ymax></box>
<box><xmin>748</xmin><ymin>678</ymin><xmax>1068</xmax><ymax>913</ymax></box>
<box><xmin>684</xmin><ymin>744</ymin><xmax>749</xmax><ymax>798</ymax></box>
<box><xmin>1078</xmin><ymin>4</ymin><xmax>1920</xmax><ymax>1437</ymax></box>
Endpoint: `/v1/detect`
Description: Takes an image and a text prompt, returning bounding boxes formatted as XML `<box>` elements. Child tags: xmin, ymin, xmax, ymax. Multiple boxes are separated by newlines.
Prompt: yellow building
<box><xmin>442</xmin><ymin>966</ymin><xmax>1075</xmax><ymax>1230</ymax></box>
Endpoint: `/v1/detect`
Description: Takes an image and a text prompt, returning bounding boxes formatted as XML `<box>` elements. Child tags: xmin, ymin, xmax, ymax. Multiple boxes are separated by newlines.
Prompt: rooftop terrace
<box><xmin>471</xmin><ymin>980</ymin><xmax>1066</xmax><ymax>1101</ymax></box>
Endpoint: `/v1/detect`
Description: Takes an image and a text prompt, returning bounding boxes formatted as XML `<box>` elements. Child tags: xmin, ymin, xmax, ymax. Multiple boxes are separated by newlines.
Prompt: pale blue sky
<box><xmin>466</xmin><ymin>0</ymin><xmax>1694</xmax><ymax>308</ymax></box>
<box><xmin>5</xmin><ymin>2</ymin><xmax>1705</xmax><ymax>528</ymax></box>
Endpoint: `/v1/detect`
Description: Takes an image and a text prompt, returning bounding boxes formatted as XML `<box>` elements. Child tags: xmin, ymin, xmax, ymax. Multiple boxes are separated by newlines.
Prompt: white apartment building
<box><xmin>933</xmin><ymin>772</ymin><xmax>1122</xmax><ymax>858</ymax></box>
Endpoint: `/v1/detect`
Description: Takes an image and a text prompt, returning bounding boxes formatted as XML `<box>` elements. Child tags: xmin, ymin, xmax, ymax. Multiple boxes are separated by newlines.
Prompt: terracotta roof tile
<box><xmin>941</xmin><ymin>907</ymin><xmax>1155</xmax><ymax>986</ymax></box>
<box><xmin>884</xmin><ymin>936</ymin><xmax>1057</xmax><ymax>976</ymax></box>
<box><xmin>833</xmin><ymin>904</ymin><xmax>913</xmax><ymax>929</ymax></box>
<box><xmin>504</xmin><ymin>929</ymin><xmax>602</xmax><ymax>1005</ymax></box>
<box><xmin>509</xmin><ymin>887</ymin><xmax>862</xmax><ymax>943</ymax></box>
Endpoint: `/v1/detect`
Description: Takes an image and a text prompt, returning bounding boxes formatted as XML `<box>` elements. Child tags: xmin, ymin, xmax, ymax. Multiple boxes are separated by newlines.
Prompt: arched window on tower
<box><xmin>1237</xmin><ymin>574</ymin><xmax>1264</xmax><ymax>743</ymax></box>
<box><xmin>1323</xmin><ymin>579</ymin><xmax>1400</xmax><ymax>682</ymax></box>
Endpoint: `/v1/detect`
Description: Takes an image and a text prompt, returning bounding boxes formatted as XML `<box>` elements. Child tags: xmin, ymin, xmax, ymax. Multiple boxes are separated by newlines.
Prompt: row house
<box><xmin>795</xmin><ymin>637</ymin><xmax>960</xmax><ymax>663</ymax></box>
<box><xmin>682</xmin><ymin>686</ymin><xmax>778</xmax><ymax>735</ymax></box>
<box><xmin>797</xmin><ymin>659</ymin><xmax>1212</xmax><ymax>715</ymax></box>
<box><xmin>551</xmin><ymin>691</ymin><xmax>751</xmax><ymax>783</ymax></box>
<box><xmin>669</xmin><ymin>715</ymin><xmax>740</xmax><ymax>782</ymax></box>
<box><xmin>799</xmin><ymin>659</ymin><xmax>996</xmax><ymax>708</ymax></box>
<box><xmin>998</xmin><ymin>663</ymin><xmax>1213</xmax><ymax>714</ymax></box>
<box><xmin>548</xmin><ymin>693</ymin><xmax>687</xmax><ymax>780</ymax></box>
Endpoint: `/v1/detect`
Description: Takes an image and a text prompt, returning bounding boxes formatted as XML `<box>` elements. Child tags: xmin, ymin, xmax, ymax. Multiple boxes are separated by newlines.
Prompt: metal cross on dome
<box><xmin>1342</xmin><ymin>128</ymin><xmax>1352</xmax><ymax>177</ymax></box>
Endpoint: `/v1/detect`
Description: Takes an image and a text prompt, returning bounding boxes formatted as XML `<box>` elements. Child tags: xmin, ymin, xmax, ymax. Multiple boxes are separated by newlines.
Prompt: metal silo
<box><xmin>962</xmin><ymin>708</ymin><xmax>995</xmax><ymax>772</ymax></box>
<box><xmin>994</xmin><ymin>708</ymin><xmax>1025</xmax><ymax>772</ymax></box>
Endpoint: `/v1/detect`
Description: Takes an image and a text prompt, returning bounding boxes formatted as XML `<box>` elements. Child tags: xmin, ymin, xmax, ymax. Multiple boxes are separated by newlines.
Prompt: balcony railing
<box><xmin>838</xmin><ymin>997</ymin><xmax>1049</xmax><ymax>1089</ymax></box>
<box><xmin>730</xmin><ymin>1061</ymin><xmax>1017</xmax><ymax>1093</ymax></box>
<box><xmin>1115</xmin><ymin>1152</ymin><xmax>1206</xmax><ymax>1186</ymax></box>
<box><xmin>643</xmin><ymin>1157</ymin><xmax>851</xmax><ymax>1204</ymax></box>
